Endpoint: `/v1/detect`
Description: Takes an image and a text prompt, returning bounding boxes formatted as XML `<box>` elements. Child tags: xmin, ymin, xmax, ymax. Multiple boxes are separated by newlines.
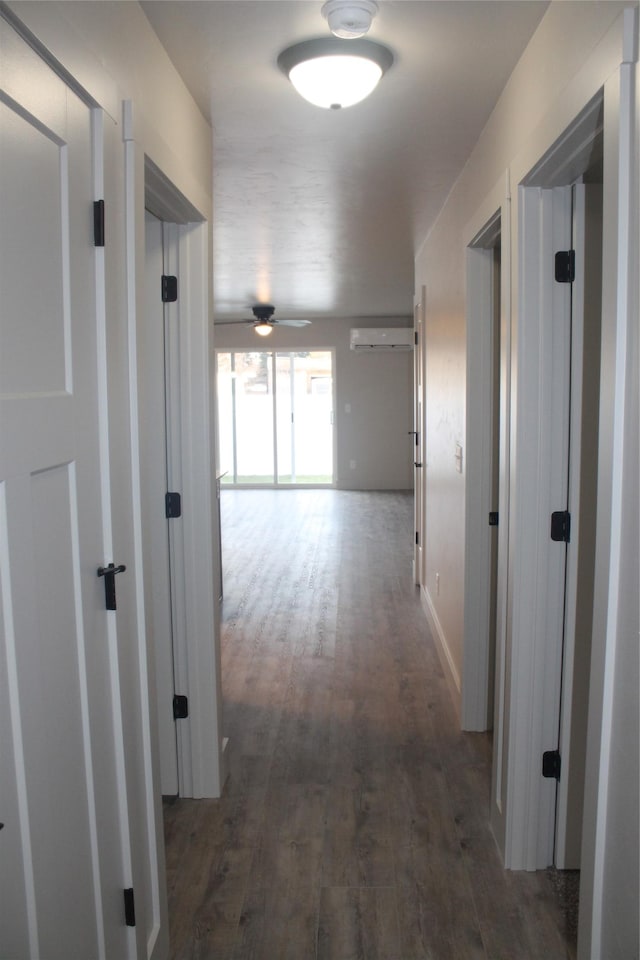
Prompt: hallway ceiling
<box><xmin>141</xmin><ymin>1</ymin><xmax>548</xmax><ymax>324</ymax></box>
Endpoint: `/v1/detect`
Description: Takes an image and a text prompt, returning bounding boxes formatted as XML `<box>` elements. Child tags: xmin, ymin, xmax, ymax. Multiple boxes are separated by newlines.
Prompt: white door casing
<box><xmin>0</xmin><ymin>20</ymin><xmax>135</xmax><ymax>959</ymax></box>
<box><xmin>462</xmin><ymin>183</ymin><xmax>509</xmax><ymax>735</ymax></box>
<box><xmin>142</xmin><ymin>212</ymin><xmax>179</xmax><ymax>797</ymax></box>
<box><xmin>413</xmin><ymin>288</ymin><xmax>425</xmax><ymax>586</ymax></box>
<box><xmin>162</xmin><ymin>221</ymin><xmax>194</xmax><ymax>797</ymax></box>
<box><xmin>499</xmin><ymin>85</ymin><xmax>612</xmax><ymax>874</ymax></box>
<box><xmin>141</xmin><ymin>153</ymin><xmax>224</xmax><ymax>800</ymax></box>
<box><xmin>501</xmin><ymin>184</ymin><xmax>573</xmax><ymax>870</ymax></box>
<box><xmin>555</xmin><ymin>183</ymin><xmax>602</xmax><ymax>870</ymax></box>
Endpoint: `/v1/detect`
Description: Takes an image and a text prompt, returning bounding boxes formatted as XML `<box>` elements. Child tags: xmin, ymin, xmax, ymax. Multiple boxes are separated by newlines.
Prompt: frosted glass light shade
<box><xmin>289</xmin><ymin>55</ymin><xmax>382</xmax><ymax>109</ymax></box>
<box><xmin>254</xmin><ymin>322</ymin><xmax>273</xmax><ymax>336</ymax></box>
<box><xmin>278</xmin><ymin>38</ymin><xmax>393</xmax><ymax>110</ymax></box>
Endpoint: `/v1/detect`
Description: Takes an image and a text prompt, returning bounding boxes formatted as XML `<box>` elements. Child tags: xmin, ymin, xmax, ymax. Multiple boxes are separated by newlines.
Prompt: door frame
<box><xmin>502</xmin><ymin>91</ymin><xmax>606</xmax><ymax>872</ymax></box>
<box><xmin>507</xmin><ymin>182</ymin><xmax>575</xmax><ymax>870</ymax></box>
<box><xmin>413</xmin><ymin>287</ymin><xmax>425</xmax><ymax>586</ymax></box>
<box><xmin>500</xmin><ymin>57</ymin><xmax>633</xmax><ymax>912</ymax></box>
<box><xmin>462</xmin><ymin>175</ymin><xmax>511</xmax><ymax>734</ymax></box>
<box><xmin>133</xmin><ymin>143</ymin><xmax>225</xmax><ymax>799</ymax></box>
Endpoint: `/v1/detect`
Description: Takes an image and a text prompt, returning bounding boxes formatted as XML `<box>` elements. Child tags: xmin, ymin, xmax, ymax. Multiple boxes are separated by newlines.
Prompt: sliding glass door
<box><xmin>217</xmin><ymin>350</ymin><xmax>334</xmax><ymax>486</ymax></box>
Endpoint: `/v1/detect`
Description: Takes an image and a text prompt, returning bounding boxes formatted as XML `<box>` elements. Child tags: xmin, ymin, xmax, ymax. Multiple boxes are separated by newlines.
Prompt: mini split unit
<box><xmin>350</xmin><ymin>327</ymin><xmax>413</xmax><ymax>351</ymax></box>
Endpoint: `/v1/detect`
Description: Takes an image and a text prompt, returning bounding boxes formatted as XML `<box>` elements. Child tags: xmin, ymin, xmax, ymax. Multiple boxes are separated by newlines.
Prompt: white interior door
<box><xmin>413</xmin><ymin>289</ymin><xmax>425</xmax><ymax>584</ymax></box>
<box><xmin>0</xmin><ymin>20</ymin><xmax>133</xmax><ymax>959</ymax></box>
<box><xmin>555</xmin><ymin>182</ymin><xmax>602</xmax><ymax>869</ymax></box>
<box><xmin>142</xmin><ymin>211</ymin><xmax>179</xmax><ymax>796</ymax></box>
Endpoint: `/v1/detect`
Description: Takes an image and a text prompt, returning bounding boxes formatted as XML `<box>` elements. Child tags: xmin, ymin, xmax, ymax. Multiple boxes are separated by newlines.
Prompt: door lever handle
<box><xmin>97</xmin><ymin>563</ymin><xmax>126</xmax><ymax>611</ymax></box>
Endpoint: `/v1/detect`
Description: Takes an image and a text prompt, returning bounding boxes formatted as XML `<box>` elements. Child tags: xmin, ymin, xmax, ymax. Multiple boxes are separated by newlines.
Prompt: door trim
<box><xmin>462</xmin><ymin>175</ymin><xmax>511</xmax><ymax>734</ymax></box>
<box><xmin>136</xmin><ymin>148</ymin><xmax>225</xmax><ymax>800</ymax></box>
<box><xmin>505</xmin><ymin>183</ymin><xmax>573</xmax><ymax>870</ymax></box>
<box><xmin>413</xmin><ymin>287</ymin><xmax>425</xmax><ymax>586</ymax></box>
<box><xmin>503</xmin><ymin>83</ymin><xmax>614</xmax><ymax>879</ymax></box>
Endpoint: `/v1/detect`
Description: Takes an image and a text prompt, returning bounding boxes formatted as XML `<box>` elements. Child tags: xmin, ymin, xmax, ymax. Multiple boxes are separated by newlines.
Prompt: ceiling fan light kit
<box><xmin>254</xmin><ymin>321</ymin><xmax>273</xmax><ymax>336</ymax></box>
<box><xmin>277</xmin><ymin>37</ymin><xmax>393</xmax><ymax>110</ymax></box>
<box><xmin>321</xmin><ymin>0</ymin><xmax>379</xmax><ymax>39</ymax></box>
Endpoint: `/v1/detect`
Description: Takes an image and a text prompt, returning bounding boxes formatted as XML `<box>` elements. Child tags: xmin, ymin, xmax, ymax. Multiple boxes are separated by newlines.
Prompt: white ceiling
<box><xmin>141</xmin><ymin>1</ymin><xmax>548</xmax><ymax>324</ymax></box>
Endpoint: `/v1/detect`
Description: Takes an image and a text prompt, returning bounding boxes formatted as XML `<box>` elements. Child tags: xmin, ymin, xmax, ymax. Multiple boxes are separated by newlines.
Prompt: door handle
<box><xmin>414</xmin><ymin>462</ymin><xmax>422</xmax><ymax>468</ymax></box>
<box><xmin>97</xmin><ymin>563</ymin><xmax>126</xmax><ymax>611</ymax></box>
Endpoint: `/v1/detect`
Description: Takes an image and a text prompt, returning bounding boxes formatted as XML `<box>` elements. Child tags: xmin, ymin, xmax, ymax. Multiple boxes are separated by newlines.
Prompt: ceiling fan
<box><xmin>216</xmin><ymin>304</ymin><xmax>312</xmax><ymax>337</ymax></box>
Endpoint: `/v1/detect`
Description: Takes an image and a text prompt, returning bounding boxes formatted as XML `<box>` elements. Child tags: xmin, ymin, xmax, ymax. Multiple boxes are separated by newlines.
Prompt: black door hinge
<box><xmin>93</xmin><ymin>200</ymin><xmax>105</xmax><ymax>247</ymax></box>
<box><xmin>542</xmin><ymin>750</ymin><xmax>561</xmax><ymax>780</ymax></box>
<box><xmin>554</xmin><ymin>250</ymin><xmax>575</xmax><ymax>283</ymax></box>
<box><xmin>414</xmin><ymin>330</ymin><xmax>418</xmax><ymax>346</ymax></box>
<box><xmin>165</xmin><ymin>492</ymin><xmax>182</xmax><ymax>518</ymax></box>
<box><xmin>415</xmin><ymin>531</ymin><xmax>419</xmax><ymax>546</ymax></box>
<box><xmin>97</xmin><ymin>563</ymin><xmax>126</xmax><ymax>611</ymax></box>
<box><xmin>489</xmin><ymin>511</ymin><xmax>499</xmax><ymax>527</ymax></box>
<box><xmin>173</xmin><ymin>694</ymin><xmax>189</xmax><ymax>720</ymax></box>
<box><xmin>161</xmin><ymin>275</ymin><xmax>178</xmax><ymax>302</ymax></box>
<box><xmin>550</xmin><ymin>510</ymin><xmax>571</xmax><ymax>543</ymax></box>
<box><xmin>123</xmin><ymin>888</ymin><xmax>136</xmax><ymax>927</ymax></box>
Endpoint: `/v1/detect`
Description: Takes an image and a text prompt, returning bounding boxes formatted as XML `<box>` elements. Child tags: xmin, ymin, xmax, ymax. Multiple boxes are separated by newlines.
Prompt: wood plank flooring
<box><xmin>163</xmin><ymin>489</ymin><xmax>577</xmax><ymax>960</ymax></box>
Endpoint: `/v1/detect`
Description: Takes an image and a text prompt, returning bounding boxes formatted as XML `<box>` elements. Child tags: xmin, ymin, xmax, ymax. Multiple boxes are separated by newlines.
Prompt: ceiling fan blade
<box><xmin>214</xmin><ymin>319</ymin><xmax>252</xmax><ymax>325</ymax></box>
<box><xmin>277</xmin><ymin>319</ymin><xmax>312</xmax><ymax>327</ymax></box>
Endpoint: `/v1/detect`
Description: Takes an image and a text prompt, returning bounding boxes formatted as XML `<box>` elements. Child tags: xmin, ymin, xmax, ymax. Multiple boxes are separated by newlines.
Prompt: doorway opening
<box><xmin>413</xmin><ymin>288</ymin><xmax>425</xmax><ymax>586</ymax></box>
<box><xmin>463</xmin><ymin>204</ymin><xmax>506</xmax><ymax>737</ymax></box>
<box><xmin>140</xmin><ymin>157</ymin><xmax>224</xmax><ymax>802</ymax></box>
<box><xmin>216</xmin><ymin>350</ymin><xmax>335</xmax><ymax>487</ymax></box>
<box><xmin>497</xmin><ymin>90</ymin><xmax>605</xmax><ymax>878</ymax></box>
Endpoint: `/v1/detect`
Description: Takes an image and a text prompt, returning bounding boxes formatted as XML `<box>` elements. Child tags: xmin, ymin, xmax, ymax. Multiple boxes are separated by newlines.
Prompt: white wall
<box><xmin>414</xmin><ymin>3</ymin><xmax>638</xmax><ymax>958</ymax></box>
<box><xmin>214</xmin><ymin>318</ymin><xmax>413</xmax><ymax>490</ymax></box>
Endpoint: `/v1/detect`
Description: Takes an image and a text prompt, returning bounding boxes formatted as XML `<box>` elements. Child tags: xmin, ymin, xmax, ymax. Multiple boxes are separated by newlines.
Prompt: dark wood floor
<box><xmin>164</xmin><ymin>489</ymin><xmax>577</xmax><ymax>960</ymax></box>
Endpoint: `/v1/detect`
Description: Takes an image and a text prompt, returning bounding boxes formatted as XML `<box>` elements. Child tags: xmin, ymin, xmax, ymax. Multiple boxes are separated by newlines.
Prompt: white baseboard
<box><xmin>420</xmin><ymin>585</ymin><xmax>462</xmax><ymax>718</ymax></box>
<box><xmin>220</xmin><ymin>736</ymin><xmax>230</xmax><ymax>792</ymax></box>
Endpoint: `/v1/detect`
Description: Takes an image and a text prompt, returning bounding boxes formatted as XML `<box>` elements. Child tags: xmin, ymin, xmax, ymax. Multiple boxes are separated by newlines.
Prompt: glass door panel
<box><xmin>216</xmin><ymin>349</ymin><xmax>333</xmax><ymax>486</ymax></box>
<box><xmin>216</xmin><ymin>352</ymin><xmax>235</xmax><ymax>483</ymax></box>
<box><xmin>275</xmin><ymin>353</ymin><xmax>293</xmax><ymax>482</ymax></box>
<box><xmin>234</xmin><ymin>352</ymin><xmax>274</xmax><ymax>483</ymax></box>
<box><xmin>276</xmin><ymin>351</ymin><xmax>333</xmax><ymax>484</ymax></box>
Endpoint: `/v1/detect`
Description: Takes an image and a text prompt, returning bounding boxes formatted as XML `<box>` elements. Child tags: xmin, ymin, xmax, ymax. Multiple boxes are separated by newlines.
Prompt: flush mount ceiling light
<box><xmin>277</xmin><ymin>37</ymin><xmax>393</xmax><ymax>110</ymax></box>
<box><xmin>321</xmin><ymin>0</ymin><xmax>379</xmax><ymax>39</ymax></box>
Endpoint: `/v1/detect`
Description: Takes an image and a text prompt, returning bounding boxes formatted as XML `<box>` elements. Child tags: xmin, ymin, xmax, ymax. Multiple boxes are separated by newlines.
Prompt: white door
<box><xmin>0</xmin><ymin>22</ymin><xmax>134</xmax><ymax>959</ymax></box>
<box><xmin>555</xmin><ymin>182</ymin><xmax>602</xmax><ymax>869</ymax></box>
<box><xmin>142</xmin><ymin>212</ymin><xmax>179</xmax><ymax>796</ymax></box>
<box><xmin>413</xmin><ymin>289</ymin><xmax>425</xmax><ymax>584</ymax></box>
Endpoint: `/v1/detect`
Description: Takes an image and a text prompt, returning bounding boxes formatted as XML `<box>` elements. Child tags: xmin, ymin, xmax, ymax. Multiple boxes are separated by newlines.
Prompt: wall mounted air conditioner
<box><xmin>350</xmin><ymin>327</ymin><xmax>413</xmax><ymax>352</ymax></box>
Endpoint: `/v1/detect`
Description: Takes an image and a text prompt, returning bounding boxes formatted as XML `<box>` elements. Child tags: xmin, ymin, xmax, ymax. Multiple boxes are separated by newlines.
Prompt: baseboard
<box><xmin>420</xmin><ymin>585</ymin><xmax>462</xmax><ymax>720</ymax></box>
<box><xmin>220</xmin><ymin>736</ymin><xmax>230</xmax><ymax>791</ymax></box>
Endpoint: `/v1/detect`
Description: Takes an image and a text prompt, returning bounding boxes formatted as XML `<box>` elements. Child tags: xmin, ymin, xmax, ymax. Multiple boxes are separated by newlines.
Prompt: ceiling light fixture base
<box><xmin>321</xmin><ymin>0</ymin><xmax>379</xmax><ymax>39</ymax></box>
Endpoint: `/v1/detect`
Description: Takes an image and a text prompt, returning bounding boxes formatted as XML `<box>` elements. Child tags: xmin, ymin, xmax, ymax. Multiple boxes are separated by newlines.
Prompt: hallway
<box><xmin>164</xmin><ymin>489</ymin><xmax>576</xmax><ymax>959</ymax></box>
